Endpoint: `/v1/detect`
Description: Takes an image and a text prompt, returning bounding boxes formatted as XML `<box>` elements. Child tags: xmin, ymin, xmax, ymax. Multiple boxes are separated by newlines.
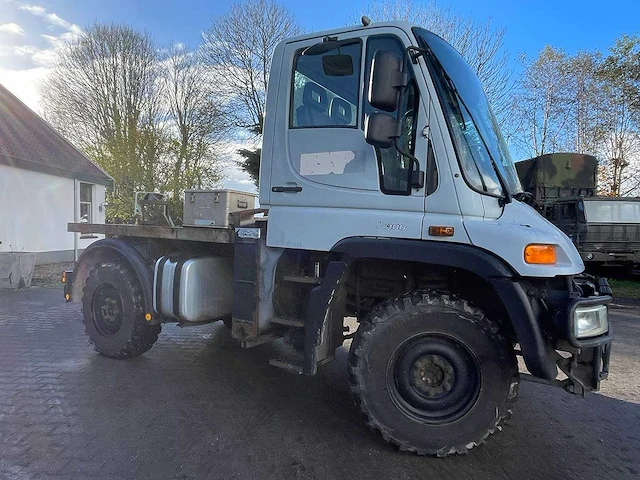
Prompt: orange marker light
<box><xmin>428</xmin><ymin>226</ymin><xmax>455</xmax><ymax>237</ymax></box>
<box><xmin>524</xmin><ymin>244</ymin><xmax>556</xmax><ymax>264</ymax></box>
<box><xmin>61</xmin><ymin>271</ymin><xmax>66</xmax><ymax>283</ymax></box>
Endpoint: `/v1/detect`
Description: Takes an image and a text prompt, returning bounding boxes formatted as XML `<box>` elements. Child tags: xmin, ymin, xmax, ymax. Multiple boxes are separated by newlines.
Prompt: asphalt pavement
<box><xmin>0</xmin><ymin>287</ymin><xmax>638</xmax><ymax>480</ymax></box>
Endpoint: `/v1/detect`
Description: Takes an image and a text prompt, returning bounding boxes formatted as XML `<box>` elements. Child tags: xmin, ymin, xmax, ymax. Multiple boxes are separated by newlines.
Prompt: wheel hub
<box><xmin>100</xmin><ymin>298</ymin><xmax>120</xmax><ymax>324</ymax></box>
<box><xmin>92</xmin><ymin>283</ymin><xmax>123</xmax><ymax>337</ymax></box>
<box><xmin>389</xmin><ymin>335</ymin><xmax>481</xmax><ymax>424</ymax></box>
<box><xmin>412</xmin><ymin>354</ymin><xmax>455</xmax><ymax>397</ymax></box>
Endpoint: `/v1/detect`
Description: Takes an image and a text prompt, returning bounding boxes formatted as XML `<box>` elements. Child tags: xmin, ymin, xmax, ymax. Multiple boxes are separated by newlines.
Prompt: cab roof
<box><xmin>284</xmin><ymin>20</ymin><xmax>421</xmax><ymax>44</ymax></box>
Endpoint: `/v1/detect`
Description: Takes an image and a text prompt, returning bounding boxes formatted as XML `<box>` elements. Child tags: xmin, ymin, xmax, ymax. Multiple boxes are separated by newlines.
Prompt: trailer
<box><xmin>63</xmin><ymin>20</ymin><xmax>612</xmax><ymax>457</ymax></box>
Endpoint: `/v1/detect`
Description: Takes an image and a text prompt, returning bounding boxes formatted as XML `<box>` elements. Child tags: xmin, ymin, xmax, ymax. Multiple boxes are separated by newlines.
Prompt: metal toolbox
<box><xmin>153</xmin><ymin>256</ymin><xmax>234</xmax><ymax>322</ymax></box>
<box><xmin>183</xmin><ymin>189</ymin><xmax>256</xmax><ymax>228</ymax></box>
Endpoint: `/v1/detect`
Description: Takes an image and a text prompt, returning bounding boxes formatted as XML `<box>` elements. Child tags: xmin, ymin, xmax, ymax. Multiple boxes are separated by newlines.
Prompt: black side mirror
<box><xmin>369</xmin><ymin>50</ymin><xmax>408</xmax><ymax>112</ymax></box>
<box><xmin>364</xmin><ymin>112</ymin><xmax>401</xmax><ymax>148</ymax></box>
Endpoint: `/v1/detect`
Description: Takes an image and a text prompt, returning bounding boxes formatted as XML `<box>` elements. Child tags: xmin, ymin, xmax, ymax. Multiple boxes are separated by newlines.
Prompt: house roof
<box><xmin>0</xmin><ymin>83</ymin><xmax>113</xmax><ymax>187</ymax></box>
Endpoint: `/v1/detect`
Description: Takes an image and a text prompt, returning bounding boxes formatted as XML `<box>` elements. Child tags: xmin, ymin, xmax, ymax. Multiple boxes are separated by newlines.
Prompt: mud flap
<box><xmin>303</xmin><ymin>261</ymin><xmax>348</xmax><ymax>375</ymax></box>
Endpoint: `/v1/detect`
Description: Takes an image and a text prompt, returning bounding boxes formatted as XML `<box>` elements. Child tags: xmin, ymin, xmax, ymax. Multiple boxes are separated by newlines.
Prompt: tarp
<box><xmin>516</xmin><ymin>153</ymin><xmax>598</xmax><ymax>191</ymax></box>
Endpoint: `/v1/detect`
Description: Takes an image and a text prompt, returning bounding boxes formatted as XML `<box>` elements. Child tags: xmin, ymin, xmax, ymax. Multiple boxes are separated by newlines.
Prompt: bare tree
<box><xmin>595</xmin><ymin>85</ymin><xmax>640</xmax><ymax>195</ymax></box>
<box><xmin>510</xmin><ymin>39</ymin><xmax>640</xmax><ymax>196</ymax></box>
<box><xmin>510</xmin><ymin>46</ymin><xmax>576</xmax><ymax>157</ymax></box>
<box><xmin>568</xmin><ymin>52</ymin><xmax>604</xmax><ymax>155</ymax></box>
<box><xmin>42</xmin><ymin>23</ymin><xmax>164</xmax><ymax>218</ymax></box>
<box><xmin>42</xmin><ymin>24</ymin><xmax>229</xmax><ymax>219</ymax></box>
<box><xmin>201</xmin><ymin>0</ymin><xmax>302</xmax><ymax>184</ymax></box>
<box><xmin>162</xmin><ymin>45</ymin><xmax>227</xmax><ymax>205</ymax></box>
<box><xmin>355</xmin><ymin>0</ymin><xmax>512</xmax><ymax>122</ymax></box>
<box><xmin>597</xmin><ymin>35</ymin><xmax>640</xmax><ymax>195</ymax></box>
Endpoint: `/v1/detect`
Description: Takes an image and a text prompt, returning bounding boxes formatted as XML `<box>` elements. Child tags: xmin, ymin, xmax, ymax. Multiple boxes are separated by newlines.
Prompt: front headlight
<box><xmin>574</xmin><ymin>304</ymin><xmax>608</xmax><ymax>339</ymax></box>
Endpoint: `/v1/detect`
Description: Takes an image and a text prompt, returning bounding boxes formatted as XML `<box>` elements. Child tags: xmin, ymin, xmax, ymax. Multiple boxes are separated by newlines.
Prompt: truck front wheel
<box><xmin>81</xmin><ymin>261</ymin><xmax>161</xmax><ymax>359</ymax></box>
<box><xmin>348</xmin><ymin>291</ymin><xmax>519</xmax><ymax>456</ymax></box>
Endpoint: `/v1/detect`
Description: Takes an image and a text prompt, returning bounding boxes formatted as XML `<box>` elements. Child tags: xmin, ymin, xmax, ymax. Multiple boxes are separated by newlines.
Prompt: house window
<box><xmin>79</xmin><ymin>183</ymin><xmax>93</xmax><ymax>223</ymax></box>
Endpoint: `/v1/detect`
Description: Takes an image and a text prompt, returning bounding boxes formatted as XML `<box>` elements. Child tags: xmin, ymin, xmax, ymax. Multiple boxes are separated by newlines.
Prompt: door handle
<box><xmin>272</xmin><ymin>186</ymin><xmax>303</xmax><ymax>193</ymax></box>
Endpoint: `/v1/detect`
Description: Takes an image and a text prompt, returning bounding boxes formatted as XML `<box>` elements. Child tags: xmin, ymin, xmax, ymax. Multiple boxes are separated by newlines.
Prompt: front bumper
<box><xmin>552</xmin><ymin>339</ymin><xmax>612</xmax><ymax>394</ymax></box>
<box><xmin>547</xmin><ymin>285</ymin><xmax>612</xmax><ymax>394</ymax></box>
<box><xmin>581</xmin><ymin>250</ymin><xmax>640</xmax><ymax>264</ymax></box>
<box><xmin>500</xmin><ymin>275</ymin><xmax>613</xmax><ymax>396</ymax></box>
<box><xmin>545</xmin><ymin>277</ymin><xmax>613</xmax><ymax>394</ymax></box>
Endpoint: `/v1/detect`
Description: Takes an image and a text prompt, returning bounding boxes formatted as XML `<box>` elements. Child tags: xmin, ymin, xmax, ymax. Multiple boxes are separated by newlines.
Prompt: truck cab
<box><xmin>65</xmin><ymin>20</ymin><xmax>612</xmax><ymax>457</ymax></box>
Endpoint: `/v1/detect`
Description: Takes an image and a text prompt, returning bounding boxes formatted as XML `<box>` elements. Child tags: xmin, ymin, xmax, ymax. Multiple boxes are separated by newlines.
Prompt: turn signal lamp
<box><xmin>524</xmin><ymin>244</ymin><xmax>556</xmax><ymax>264</ymax></box>
<box><xmin>61</xmin><ymin>271</ymin><xmax>67</xmax><ymax>283</ymax></box>
<box><xmin>428</xmin><ymin>226</ymin><xmax>455</xmax><ymax>237</ymax></box>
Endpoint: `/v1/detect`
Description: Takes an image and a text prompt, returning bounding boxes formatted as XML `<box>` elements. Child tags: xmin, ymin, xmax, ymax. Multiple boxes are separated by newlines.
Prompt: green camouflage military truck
<box><xmin>516</xmin><ymin>153</ymin><xmax>640</xmax><ymax>272</ymax></box>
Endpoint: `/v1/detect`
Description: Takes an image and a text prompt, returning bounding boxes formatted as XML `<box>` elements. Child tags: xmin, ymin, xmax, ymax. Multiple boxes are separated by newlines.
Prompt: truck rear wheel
<box><xmin>81</xmin><ymin>262</ymin><xmax>161</xmax><ymax>359</ymax></box>
<box><xmin>348</xmin><ymin>291</ymin><xmax>519</xmax><ymax>456</ymax></box>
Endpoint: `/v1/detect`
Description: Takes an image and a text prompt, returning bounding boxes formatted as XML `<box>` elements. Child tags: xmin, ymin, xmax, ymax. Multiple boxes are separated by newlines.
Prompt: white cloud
<box><xmin>44</xmin><ymin>13</ymin><xmax>82</xmax><ymax>34</ymax></box>
<box><xmin>0</xmin><ymin>23</ymin><xmax>25</xmax><ymax>35</ymax></box>
<box><xmin>42</xmin><ymin>31</ymin><xmax>79</xmax><ymax>48</ymax></box>
<box><xmin>17</xmin><ymin>4</ymin><xmax>45</xmax><ymax>16</ymax></box>
<box><xmin>13</xmin><ymin>45</ymin><xmax>39</xmax><ymax>56</ymax></box>
<box><xmin>31</xmin><ymin>48</ymin><xmax>56</xmax><ymax>67</ymax></box>
<box><xmin>0</xmin><ymin>3</ymin><xmax>83</xmax><ymax>110</ymax></box>
<box><xmin>0</xmin><ymin>66</ymin><xmax>48</xmax><ymax>112</ymax></box>
<box><xmin>45</xmin><ymin>13</ymin><xmax>70</xmax><ymax>28</ymax></box>
<box><xmin>218</xmin><ymin>140</ymin><xmax>259</xmax><ymax>194</ymax></box>
<box><xmin>18</xmin><ymin>3</ymin><xmax>83</xmax><ymax>35</ymax></box>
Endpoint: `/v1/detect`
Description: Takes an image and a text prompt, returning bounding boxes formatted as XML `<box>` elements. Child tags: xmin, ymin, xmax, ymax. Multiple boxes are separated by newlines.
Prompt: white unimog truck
<box><xmin>64</xmin><ymin>20</ymin><xmax>613</xmax><ymax>456</ymax></box>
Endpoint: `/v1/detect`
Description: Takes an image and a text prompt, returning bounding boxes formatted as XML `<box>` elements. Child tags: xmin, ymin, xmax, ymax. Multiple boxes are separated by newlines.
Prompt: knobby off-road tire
<box><xmin>348</xmin><ymin>291</ymin><xmax>519</xmax><ymax>457</ymax></box>
<box><xmin>81</xmin><ymin>262</ymin><xmax>161</xmax><ymax>358</ymax></box>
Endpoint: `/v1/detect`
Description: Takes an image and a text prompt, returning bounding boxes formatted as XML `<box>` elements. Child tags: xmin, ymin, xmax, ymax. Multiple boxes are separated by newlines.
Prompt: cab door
<box><xmin>265</xmin><ymin>27</ymin><xmax>429</xmax><ymax>251</ymax></box>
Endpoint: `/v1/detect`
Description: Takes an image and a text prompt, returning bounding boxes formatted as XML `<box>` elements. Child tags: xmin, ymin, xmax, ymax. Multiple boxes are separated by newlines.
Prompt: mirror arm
<box><xmin>388</xmin><ymin>62</ymin><xmax>422</xmax><ymax>190</ymax></box>
<box><xmin>392</xmin><ymin>138</ymin><xmax>424</xmax><ymax>189</ymax></box>
<box><xmin>406</xmin><ymin>46</ymin><xmax>430</xmax><ymax>64</ymax></box>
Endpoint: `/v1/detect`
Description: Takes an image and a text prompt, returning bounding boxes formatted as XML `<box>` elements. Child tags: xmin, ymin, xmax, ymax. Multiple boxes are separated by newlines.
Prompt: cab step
<box><xmin>269</xmin><ymin>358</ymin><xmax>304</xmax><ymax>375</ymax></box>
<box><xmin>282</xmin><ymin>275</ymin><xmax>322</xmax><ymax>285</ymax></box>
<box><xmin>271</xmin><ymin>317</ymin><xmax>305</xmax><ymax>328</ymax></box>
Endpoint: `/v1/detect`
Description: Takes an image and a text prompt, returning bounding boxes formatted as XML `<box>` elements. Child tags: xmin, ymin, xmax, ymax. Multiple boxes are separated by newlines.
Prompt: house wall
<box><xmin>0</xmin><ymin>164</ymin><xmax>106</xmax><ymax>264</ymax></box>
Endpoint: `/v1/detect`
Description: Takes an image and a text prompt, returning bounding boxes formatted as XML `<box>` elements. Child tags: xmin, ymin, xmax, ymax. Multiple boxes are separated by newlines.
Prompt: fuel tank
<box><xmin>153</xmin><ymin>255</ymin><xmax>233</xmax><ymax>322</ymax></box>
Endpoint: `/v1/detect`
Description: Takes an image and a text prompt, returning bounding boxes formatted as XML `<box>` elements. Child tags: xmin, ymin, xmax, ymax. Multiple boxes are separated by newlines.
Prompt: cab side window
<box><xmin>290</xmin><ymin>41</ymin><xmax>361</xmax><ymax>128</ymax></box>
<box><xmin>364</xmin><ymin>35</ymin><xmax>420</xmax><ymax>195</ymax></box>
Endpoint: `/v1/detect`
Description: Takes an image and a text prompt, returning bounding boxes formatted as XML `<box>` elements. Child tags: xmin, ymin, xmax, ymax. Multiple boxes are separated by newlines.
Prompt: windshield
<box><xmin>413</xmin><ymin>28</ymin><xmax>522</xmax><ymax>197</ymax></box>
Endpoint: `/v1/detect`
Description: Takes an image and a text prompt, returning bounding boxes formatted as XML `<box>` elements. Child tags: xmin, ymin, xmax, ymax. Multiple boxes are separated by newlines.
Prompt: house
<box><xmin>0</xmin><ymin>83</ymin><xmax>113</xmax><ymax>269</ymax></box>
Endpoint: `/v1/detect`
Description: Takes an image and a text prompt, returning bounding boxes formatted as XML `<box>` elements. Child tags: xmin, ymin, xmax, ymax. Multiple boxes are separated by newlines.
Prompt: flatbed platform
<box><xmin>68</xmin><ymin>222</ymin><xmax>235</xmax><ymax>244</ymax></box>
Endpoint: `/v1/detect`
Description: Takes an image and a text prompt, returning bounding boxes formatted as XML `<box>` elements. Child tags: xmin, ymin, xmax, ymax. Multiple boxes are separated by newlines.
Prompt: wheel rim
<box><xmin>92</xmin><ymin>282</ymin><xmax>124</xmax><ymax>337</ymax></box>
<box><xmin>387</xmin><ymin>334</ymin><xmax>481</xmax><ymax>424</ymax></box>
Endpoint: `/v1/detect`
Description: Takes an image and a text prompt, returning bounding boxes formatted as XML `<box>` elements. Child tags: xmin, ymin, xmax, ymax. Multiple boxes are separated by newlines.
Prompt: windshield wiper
<box><xmin>408</xmin><ymin>45</ymin><xmax>512</xmax><ymax>205</ymax></box>
<box><xmin>513</xmin><ymin>191</ymin><xmax>533</xmax><ymax>204</ymax></box>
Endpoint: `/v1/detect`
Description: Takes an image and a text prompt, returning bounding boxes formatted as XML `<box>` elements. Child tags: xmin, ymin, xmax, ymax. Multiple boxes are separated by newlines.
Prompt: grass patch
<box><xmin>609</xmin><ymin>279</ymin><xmax>640</xmax><ymax>299</ymax></box>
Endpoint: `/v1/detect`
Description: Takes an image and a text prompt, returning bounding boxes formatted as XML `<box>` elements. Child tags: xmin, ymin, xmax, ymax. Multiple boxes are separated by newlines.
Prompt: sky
<box><xmin>1</xmin><ymin>0</ymin><xmax>640</xmax><ymax>191</ymax></box>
